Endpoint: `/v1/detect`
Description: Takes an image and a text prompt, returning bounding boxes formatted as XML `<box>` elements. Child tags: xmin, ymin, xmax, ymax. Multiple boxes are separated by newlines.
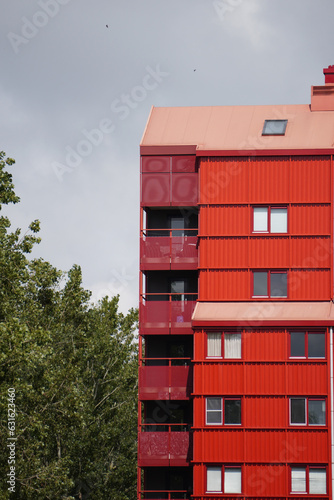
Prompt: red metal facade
<box><xmin>138</xmin><ymin>69</ymin><xmax>334</xmax><ymax>500</ymax></box>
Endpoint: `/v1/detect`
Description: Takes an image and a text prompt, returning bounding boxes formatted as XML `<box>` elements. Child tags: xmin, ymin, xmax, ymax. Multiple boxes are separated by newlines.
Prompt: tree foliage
<box><xmin>0</xmin><ymin>152</ymin><xmax>138</xmax><ymax>499</ymax></box>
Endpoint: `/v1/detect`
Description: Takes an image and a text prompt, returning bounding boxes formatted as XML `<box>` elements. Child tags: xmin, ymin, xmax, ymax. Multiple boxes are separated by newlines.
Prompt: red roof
<box><xmin>141</xmin><ymin>104</ymin><xmax>334</xmax><ymax>153</ymax></box>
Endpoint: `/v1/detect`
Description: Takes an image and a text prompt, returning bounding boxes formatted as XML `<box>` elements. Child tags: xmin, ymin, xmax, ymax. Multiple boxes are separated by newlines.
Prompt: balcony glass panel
<box><xmin>138</xmin><ymin>426</ymin><xmax>190</xmax><ymax>466</ymax></box>
<box><xmin>139</xmin><ymin>360</ymin><xmax>192</xmax><ymax>400</ymax></box>
<box><xmin>140</xmin><ymin>231</ymin><xmax>198</xmax><ymax>269</ymax></box>
<box><xmin>140</xmin><ymin>296</ymin><xmax>197</xmax><ymax>335</ymax></box>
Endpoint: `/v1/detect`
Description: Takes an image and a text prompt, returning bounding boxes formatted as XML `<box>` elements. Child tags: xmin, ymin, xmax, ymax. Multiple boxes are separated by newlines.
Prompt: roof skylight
<box><xmin>262</xmin><ymin>119</ymin><xmax>288</xmax><ymax>136</ymax></box>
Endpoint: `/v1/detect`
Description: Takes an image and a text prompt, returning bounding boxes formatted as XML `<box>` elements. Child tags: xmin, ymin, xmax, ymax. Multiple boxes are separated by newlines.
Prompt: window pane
<box><xmin>225</xmin><ymin>468</ymin><xmax>241</xmax><ymax>493</ymax></box>
<box><xmin>206</xmin><ymin>398</ymin><xmax>222</xmax><ymax>424</ymax></box>
<box><xmin>271</xmin><ymin>208</ymin><xmax>287</xmax><ymax>233</ymax></box>
<box><xmin>253</xmin><ymin>207</ymin><xmax>268</xmax><ymax>232</ymax></box>
<box><xmin>290</xmin><ymin>332</ymin><xmax>305</xmax><ymax>357</ymax></box>
<box><xmin>291</xmin><ymin>468</ymin><xmax>306</xmax><ymax>492</ymax></box>
<box><xmin>309</xmin><ymin>468</ymin><xmax>326</xmax><ymax>494</ymax></box>
<box><xmin>270</xmin><ymin>272</ymin><xmax>287</xmax><ymax>297</ymax></box>
<box><xmin>207</xmin><ymin>467</ymin><xmax>222</xmax><ymax>492</ymax></box>
<box><xmin>308</xmin><ymin>333</ymin><xmax>325</xmax><ymax>358</ymax></box>
<box><xmin>225</xmin><ymin>399</ymin><xmax>241</xmax><ymax>424</ymax></box>
<box><xmin>224</xmin><ymin>333</ymin><xmax>241</xmax><ymax>359</ymax></box>
<box><xmin>309</xmin><ymin>400</ymin><xmax>326</xmax><ymax>425</ymax></box>
<box><xmin>207</xmin><ymin>332</ymin><xmax>221</xmax><ymax>357</ymax></box>
<box><xmin>290</xmin><ymin>398</ymin><xmax>306</xmax><ymax>424</ymax></box>
<box><xmin>253</xmin><ymin>272</ymin><xmax>268</xmax><ymax>296</ymax></box>
<box><xmin>262</xmin><ymin>119</ymin><xmax>288</xmax><ymax>135</ymax></box>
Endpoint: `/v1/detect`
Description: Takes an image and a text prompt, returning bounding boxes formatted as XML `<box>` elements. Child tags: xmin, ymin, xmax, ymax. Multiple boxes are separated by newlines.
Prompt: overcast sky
<box><xmin>1</xmin><ymin>0</ymin><xmax>334</xmax><ymax>313</ymax></box>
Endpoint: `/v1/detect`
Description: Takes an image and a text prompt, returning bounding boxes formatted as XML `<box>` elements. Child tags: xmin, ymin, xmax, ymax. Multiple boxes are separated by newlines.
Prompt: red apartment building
<box><xmin>138</xmin><ymin>65</ymin><xmax>334</xmax><ymax>499</ymax></box>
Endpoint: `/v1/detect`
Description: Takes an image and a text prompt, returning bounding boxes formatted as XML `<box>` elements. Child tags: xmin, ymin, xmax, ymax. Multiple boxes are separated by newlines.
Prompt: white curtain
<box><xmin>309</xmin><ymin>469</ymin><xmax>326</xmax><ymax>494</ymax></box>
<box><xmin>207</xmin><ymin>467</ymin><xmax>221</xmax><ymax>492</ymax></box>
<box><xmin>224</xmin><ymin>468</ymin><xmax>241</xmax><ymax>493</ymax></box>
<box><xmin>253</xmin><ymin>207</ymin><xmax>268</xmax><ymax>231</ymax></box>
<box><xmin>271</xmin><ymin>208</ymin><xmax>287</xmax><ymax>233</ymax></box>
<box><xmin>291</xmin><ymin>468</ymin><xmax>306</xmax><ymax>492</ymax></box>
<box><xmin>225</xmin><ymin>333</ymin><xmax>241</xmax><ymax>359</ymax></box>
<box><xmin>207</xmin><ymin>332</ymin><xmax>221</xmax><ymax>357</ymax></box>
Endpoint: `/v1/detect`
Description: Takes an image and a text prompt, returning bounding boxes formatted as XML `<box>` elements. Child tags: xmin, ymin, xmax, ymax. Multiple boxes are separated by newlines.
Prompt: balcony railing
<box><xmin>139</xmin><ymin>294</ymin><xmax>197</xmax><ymax>335</ymax></box>
<box><xmin>139</xmin><ymin>490</ymin><xmax>189</xmax><ymax>500</ymax></box>
<box><xmin>139</xmin><ymin>358</ymin><xmax>192</xmax><ymax>400</ymax></box>
<box><xmin>140</xmin><ymin>229</ymin><xmax>198</xmax><ymax>270</ymax></box>
<box><xmin>138</xmin><ymin>424</ymin><xmax>191</xmax><ymax>466</ymax></box>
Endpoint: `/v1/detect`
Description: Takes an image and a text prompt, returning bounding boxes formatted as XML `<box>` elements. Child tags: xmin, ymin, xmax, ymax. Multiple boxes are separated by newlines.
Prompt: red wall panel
<box><xmin>290</xmin><ymin>204</ymin><xmax>331</xmax><ymax>235</ymax></box>
<box><xmin>249</xmin><ymin>237</ymin><xmax>289</xmax><ymax>268</ymax></box>
<box><xmin>141</xmin><ymin>155</ymin><xmax>170</xmax><ymax>172</ymax></box>
<box><xmin>200</xmin><ymin>238</ymin><xmax>248</xmax><ymax>269</ymax></box>
<box><xmin>290</xmin><ymin>156</ymin><xmax>331</xmax><ymax>203</ymax></box>
<box><xmin>286</xmin><ymin>430</ymin><xmax>328</xmax><ymax>462</ymax></box>
<box><xmin>193</xmin><ymin>363</ymin><xmax>244</xmax><ymax>395</ymax></box>
<box><xmin>193</xmin><ymin>429</ymin><xmax>244</xmax><ymax>462</ymax></box>
<box><xmin>172</xmin><ymin>155</ymin><xmax>196</xmax><ymax>172</ymax></box>
<box><xmin>199</xmin><ymin>158</ymin><xmax>249</xmax><ymax>204</ymax></box>
<box><xmin>199</xmin><ymin>270</ymin><xmax>249</xmax><ymax>300</ymax></box>
<box><xmin>246</xmin><ymin>464</ymin><xmax>287</xmax><ymax>496</ymax></box>
<box><xmin>199</xmin><ymin>205</ymin><xmax>249</xmax><ymax>236</ymax></box>
<box><xmin>243</xmin><ymin>330</ymin><xmax>286</xmax><ymax>361</ymax></box>
<box><xmin>245</xmin><ymin>430</ymin><xmax>286</xmax><ymax>462</ymax></box>
<box><xmin>171</xmin><ymin>172</ymin><xmax>198</xmax><ymax>205</ymax></box>
<box><xmin>244</xmin><ymin>363</ymin><xmax>286</xmax><ymax>394</ymax></box>
<box><xmin>244</xmin><ymin>396</ymin><xmax>285</xmax><ymax>428</ymax></box>
<box><xmin>290</xmin><ymin>237</ymin><xmax>331</xmax><ymax>268</ymax></box>
<box><xmin>249</xmin><ymin>157</ymin><xmax>289</xmax><ymax>203</ymax></box>
<box><xmin>141</xmin><ymin>173</ymin><xmax>170</xmax><ymax>206</ymax></box>
<box><xmin>286</xmin><ymin>362</ymin><xmax>328</xmax><ymax>394</ymax></box>
<box><xmin>289</xmin><ymin>269</ymin><xmax>330</xmax><ymax>300</ymax></box>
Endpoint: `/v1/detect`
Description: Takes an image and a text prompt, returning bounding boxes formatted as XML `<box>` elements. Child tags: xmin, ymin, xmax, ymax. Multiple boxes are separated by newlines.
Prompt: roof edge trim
<box><xmin>140</xmin><ymin>145</ymin><xmax>197</xmax><ymax>155</ymax></box>
<box><xmin>195</xmin><ymin>148</ymin><xmax>334</xmax><ymax>157</ymax></box>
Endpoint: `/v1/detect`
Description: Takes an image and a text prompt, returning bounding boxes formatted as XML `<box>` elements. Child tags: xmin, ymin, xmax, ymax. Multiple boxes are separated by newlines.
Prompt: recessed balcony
<box><xmin>139</xmin><ymin>294</ymin><xmax>197</xmax><ymax>335</ymax></box>
<box><xmin>139</xmin><ymin>358</ymin><xmax>192</xmax><ymax>400</ymax></box>
<box><xmin>138</xmin><ymin>424</ymin><xmax>191</xmax><ymax>467</ymax></box>
<box><xmin>140</xmin><ymin>229</ymin><xmax>198</xmax><ymax>270</ymax></box>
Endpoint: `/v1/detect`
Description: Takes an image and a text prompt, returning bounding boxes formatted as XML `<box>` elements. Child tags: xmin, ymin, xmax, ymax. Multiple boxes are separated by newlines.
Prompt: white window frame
<box><xmin>206</xmin><ymin>397</ymin><xmax>222</xmax><ymax>425</ymax></box>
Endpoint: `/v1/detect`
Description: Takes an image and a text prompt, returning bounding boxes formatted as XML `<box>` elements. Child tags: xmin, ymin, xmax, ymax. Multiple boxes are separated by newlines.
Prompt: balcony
<box><xmin>140</xmin><ymin>229</ymin><xmax>198</xmax><ymax>270</ymax></box>
<box><xmin>138</xmin><ymin>424</ymin><xmax>191</xmax><ymax>467</ymax></box>
<box><xmin>139</xmin><ymin>294</ymin><xmax>197</xmax><ymax>335</ymax></box>
<box><xmin>139</xmin><ymin>491</ymin><xmax>189</xmax><ymax>500</ymax></box>
<box><xmin>139</xmin><ymin>358</ymin><xmax>192</xmax><ymax>400</ymax></box>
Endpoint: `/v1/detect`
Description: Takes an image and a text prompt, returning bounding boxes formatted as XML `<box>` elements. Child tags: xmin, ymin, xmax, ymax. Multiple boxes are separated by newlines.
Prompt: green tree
<box><xmin>0</xmin><ymin>152</ymin><xmax>138</xmax><ymax>499</ymax></box>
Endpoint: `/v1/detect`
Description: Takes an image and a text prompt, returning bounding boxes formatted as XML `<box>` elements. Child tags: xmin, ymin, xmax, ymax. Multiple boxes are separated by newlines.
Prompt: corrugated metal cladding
<box><xmin>193</xmin><ymin>362</ymin><xmax>328</xmax><ymax>396</ymax></box>
<box><xmin>199</xmin><ymin>269</ymin><xmax>331</xmax><ymax>300</ymax></box>
<box><xmin>199</xmin><ymin>237</ymin><xmax>331</xmax><ymax>270</ymax></box>
<box><xmin>194</xmin><ymin>328</ymin><xmax>330</xmax><ymax>362</ymax></box>
<box><xmin>193</xmin><ymin>429</ymin><xmax>328</xmax><ymax>463</ymax></box>
<box><xmin>199</xmin><ymin>155</ymin><xmax>331</xmax><ymax>205</ymax></box>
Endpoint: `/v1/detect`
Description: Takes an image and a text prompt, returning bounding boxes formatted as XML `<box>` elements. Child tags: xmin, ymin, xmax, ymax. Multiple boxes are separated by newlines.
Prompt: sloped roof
<box><xmin>192</xmin><ymin>301</ymin><xmax>334</xmax><ymax>327</ymax></box>
<box><xmin>141</xmin><ymin>105</ymin><xmax>334</xmax><ymax>152</ymax></box>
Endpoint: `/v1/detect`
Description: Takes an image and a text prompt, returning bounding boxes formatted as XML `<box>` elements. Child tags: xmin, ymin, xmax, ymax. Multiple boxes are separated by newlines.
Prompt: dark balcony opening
<box><xmin>145</xmin><ymin>271</ymin><xmax>198</xmax><ymax>301</ymax></box>
<box><xmin>144</xmin><ymin>207</ymin><xmax>198</xmax><ymax>237</ymax></box>
<box><xmin>142</xmin><ymin>467</ymin><xmax>192</xmax><ymax>499</ymax></box>
<box><xmin>143</xmin><ymin>401</ymin><xmax>192</xmax><ymax>431</ymax></box>
<box><xmin>144</xmin><ymin>336</ymin><xmax>193</xmax><ymax>366</ymax></box>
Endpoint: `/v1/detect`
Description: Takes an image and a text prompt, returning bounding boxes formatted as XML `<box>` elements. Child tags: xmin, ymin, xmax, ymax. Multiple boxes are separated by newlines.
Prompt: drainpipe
<box><xmin>330</xmin><ymin>326</ymin><xmax>334</xmax><ymax>499</ymax></box>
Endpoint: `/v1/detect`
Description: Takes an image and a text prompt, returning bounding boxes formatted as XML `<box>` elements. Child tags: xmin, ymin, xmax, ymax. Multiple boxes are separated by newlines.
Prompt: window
<box><xmin>291</xmin><ymin>466</ymin><xmax>327</xmax><ymax>494</ymax></box>
<box><xmin>206</xmin><ymin>397</ymin><xmax>241</xmax><ymax>425</ymax></box>
<box><xmin>206</xmin><ymin>466</ymin><xmax>242</xmax><ymax>493</ymax></box>
<box><xmin>290</xmin><ymin>398</ymin><xmax>326</xmax><ymax>426</ymax></box>
<box><xmin>253</xmin><ymin>271</ymin><xmax>287</xmax><ymax>298</ymax></box>
<box><xmin>262</xmin><ymin>119</ymin><xmax>288</xmax><ymax>135</ymax></box>
<box><xmin>207</xmin><ymin>332</ymin><xmax>241</xmax><ymax>359</ymax></box>
<box><xmin>253</xmin><ymin>206</ymin><xmax>287</xmax><ymax>233</ymax></box>
<box><xmin>290</xmin><ymin>331</ymin><xmax>325</xmax><ymax>358</ymax></box>
<box><xmin>206</xmin><ymin>398</ymin><xmax>222</xmax><ymax>425</ymax></box>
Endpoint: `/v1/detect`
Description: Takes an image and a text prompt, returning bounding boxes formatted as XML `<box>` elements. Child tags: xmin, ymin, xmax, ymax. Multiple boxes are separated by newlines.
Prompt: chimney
<box><xmin>311</xmin><ymin>65</ymin><xmax>334</xmax><ymax>111</ymax></box>
<box><xmin>323</xmin><ymin>64</ymin><xmax>334</xmax><ymax>84</ymax></box>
